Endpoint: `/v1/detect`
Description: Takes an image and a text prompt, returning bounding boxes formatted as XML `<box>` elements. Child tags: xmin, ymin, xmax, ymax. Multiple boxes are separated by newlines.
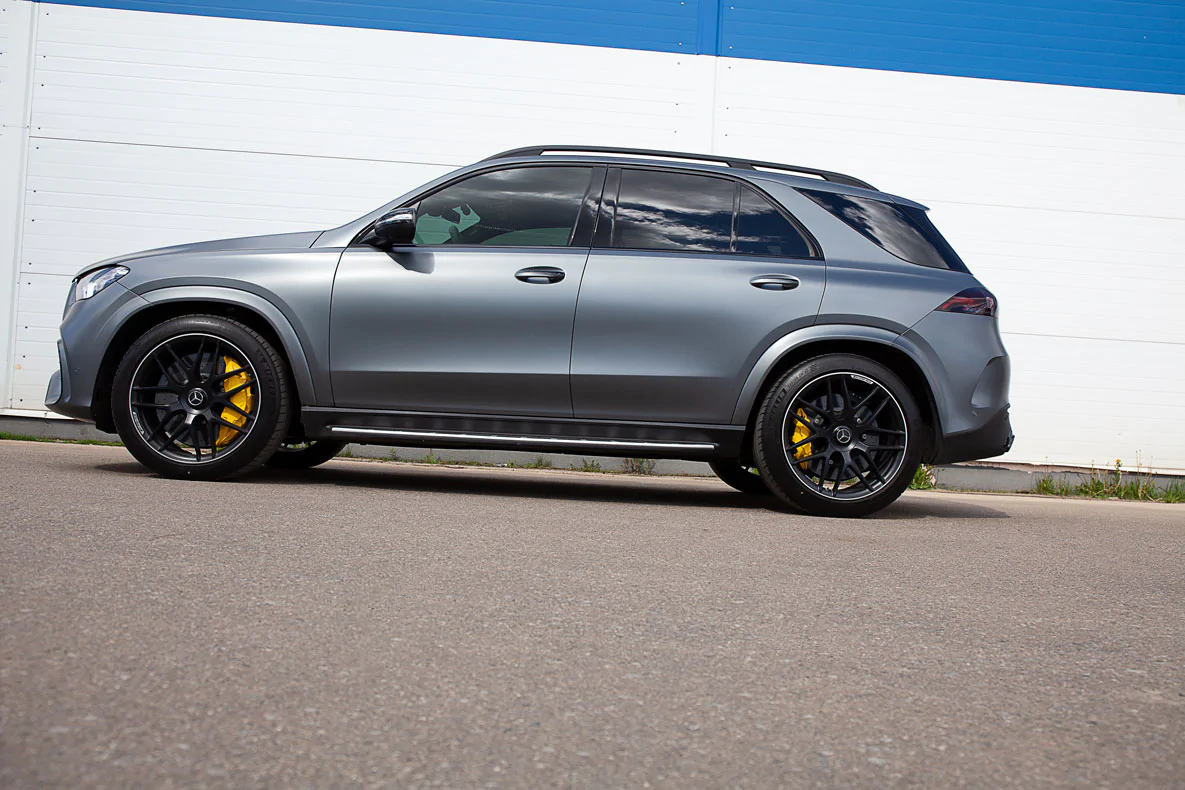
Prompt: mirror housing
<box><xmin>372</xmin><ymin>207</ymin><xmax>417</xmax><ymax>247</ymax></box>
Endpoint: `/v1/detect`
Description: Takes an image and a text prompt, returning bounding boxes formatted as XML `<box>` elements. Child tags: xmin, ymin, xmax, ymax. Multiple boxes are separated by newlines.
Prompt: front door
<box><xmin>571</xmin><ymin>168</ymin><xmax>827</xmax><ymax>424</ymax></box>
<box><xmin>331</xmin><ymin>165</ymin><xmax>601</xmax><ymax>417</ymax></box>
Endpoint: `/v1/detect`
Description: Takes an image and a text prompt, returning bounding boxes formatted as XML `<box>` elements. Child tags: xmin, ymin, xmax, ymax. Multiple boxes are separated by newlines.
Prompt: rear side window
<box><xmin>735</xmin><ymin>186</ymin><xmax>813</xmax><ymax>258</ymax></box>
<box><xmin>801</xmin><ymin>189</ymin><xmax>968</xmax><ymax>272</ymax></box>
<box><xmin>612</xmin><ymin>170</ymin><xmax>733</xmax><ymax>252</ymax></box>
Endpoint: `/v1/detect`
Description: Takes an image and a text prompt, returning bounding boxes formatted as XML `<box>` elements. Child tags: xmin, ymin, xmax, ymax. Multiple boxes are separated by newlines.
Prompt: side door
<box><xmin>571</xmin><ymin>167</ymin><xmax>826</xmax><ymax>423</ymax></box>
<box><xmin>331</xmin><ymin>165</ymin><xmax>603</xmax><ymax>417</ymax></box>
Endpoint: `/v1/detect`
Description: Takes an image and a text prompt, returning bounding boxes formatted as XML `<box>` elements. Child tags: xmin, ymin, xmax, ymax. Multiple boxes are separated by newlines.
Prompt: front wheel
<box><xmin>753</xmin><ymin>354</ymin><xmax>925</xmax><ymax>518</ymax></box>
<box><xmin>709</xmin><ymin>461</ymin><xmax>771</xmax><ymax>495</ymax></box>
<box><xmin>266</xmin><ymin>440</ymin><xmax>347</xmax><ymax>470</ymax></box>
<box><xmin>111</xmin><ymin>315</ymin><xmax>291</xmax><ymax>480</ymax></box>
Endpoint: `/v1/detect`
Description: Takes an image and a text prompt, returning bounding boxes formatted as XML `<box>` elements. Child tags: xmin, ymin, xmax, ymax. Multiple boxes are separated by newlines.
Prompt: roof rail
<box><xmin>482</xmin><ymin>145</ymin><xmax>876</xmax><ymax>191</ymax></box>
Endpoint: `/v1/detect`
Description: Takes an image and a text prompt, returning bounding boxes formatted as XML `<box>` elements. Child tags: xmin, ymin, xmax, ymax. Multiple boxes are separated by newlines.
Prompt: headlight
<box><xmin>74</xmin><ymin>265</ymin><xmax>129</xmax><ymax>301</ymax></box>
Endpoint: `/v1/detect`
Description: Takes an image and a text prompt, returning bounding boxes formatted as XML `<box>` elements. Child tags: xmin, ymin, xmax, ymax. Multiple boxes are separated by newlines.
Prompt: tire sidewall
<box><xmin>112</xmin><ymin>315</ymin><xmax>289</xmax><ymax>480</ymax></box>
<box><xmin>266</xmin><ymin>440</ymin><xmax>347</xmax><ymax>470</ymax></box>
<box><xmin>708</xmin><ymin>460</ymin><xmax>771</xmax><ymax>496</ymax></box>
<box><xmin>754</xmin><ymin>354</ymin><xmax>925</xmax><ymax>518</ymax></box>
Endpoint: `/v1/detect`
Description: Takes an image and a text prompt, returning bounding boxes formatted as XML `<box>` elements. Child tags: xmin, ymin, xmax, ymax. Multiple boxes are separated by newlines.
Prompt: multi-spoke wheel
<box><xmin>709</xmin><ymin>460</ymin><xmax>771</xmax><ymax>495</ymax></box>
<box><xmin>754</xmin><ymin>354</ymin><xmax>925</xmax><ymax>517</ymax></box>
<box><xmin>111</xmin><ymin>315</ymin><xmax>291</xmax><ymax>480</ymax></box>
<box><xmin>265</xmin><ymin>440</ymin><xmax>346</xmax><ymax>470</ymax></box>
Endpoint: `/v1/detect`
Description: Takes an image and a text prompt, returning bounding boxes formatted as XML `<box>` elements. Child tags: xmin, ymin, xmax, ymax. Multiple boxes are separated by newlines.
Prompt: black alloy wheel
<box><xmin>112</xmin><ymin>315</ymin><xmax>290</xmax><ymax>480</ymax></box>
<box><xmin>754</xmin><ymin>354</ymin><xmax>924</xmax><ymax>517</ymax></box>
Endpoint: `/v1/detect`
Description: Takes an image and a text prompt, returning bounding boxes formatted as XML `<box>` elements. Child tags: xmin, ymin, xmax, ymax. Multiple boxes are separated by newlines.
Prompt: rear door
<box><xmin>331</xmin><ymin>165</ymin><xmax>603</xmax><ymax>417</ymax></box>
<box><xmin>570</xmin><ymin>167</ymin><xmax>826</xmax><ymax>423</ymax></box>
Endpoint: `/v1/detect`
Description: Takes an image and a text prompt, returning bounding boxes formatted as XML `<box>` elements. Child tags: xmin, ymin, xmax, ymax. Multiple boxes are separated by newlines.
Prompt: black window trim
<box><xmin>593</xmin><ymin>164</ymin><xmax>823</xmax><ymax>260</ymax></box>
<box><xmin>350</xmin><ymin>162</ymin><xmax>608</xmax><ymax>249</ymax></box>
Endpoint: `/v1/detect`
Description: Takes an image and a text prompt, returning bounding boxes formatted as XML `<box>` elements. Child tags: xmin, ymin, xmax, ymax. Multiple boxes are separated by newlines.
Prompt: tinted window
<box><xmin>801</xmin><ymin>189</ymin><xmax>968</xmax><ymax>272</ymax></box>
<box><xmin>735</xmin><ymin>186</ymin><xmax>813</xmax><ymax>258</ymax></box>
<box><xmin>613</xmin><ymin>170</ymin><xmax>734</xmax><ymax>252</ymax></box>
<box><xmin>413</xmin><ymin>166</ymin><xmax>593</xmax><ymax>247</ymax></box>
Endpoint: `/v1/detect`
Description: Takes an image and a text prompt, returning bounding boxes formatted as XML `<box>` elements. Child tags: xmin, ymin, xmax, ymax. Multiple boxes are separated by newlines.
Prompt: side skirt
<box><xmin>301</xmin><ymin>407</ymin><xmax>745</xmax><ymax>460</ymax></box>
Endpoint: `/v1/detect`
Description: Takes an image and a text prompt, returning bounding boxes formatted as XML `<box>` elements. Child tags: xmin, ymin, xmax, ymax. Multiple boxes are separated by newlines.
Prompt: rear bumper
<box><xmin>930</xmin><ymin>405</ymin><xmax>1014</xmax><ymax>465</ymax></box>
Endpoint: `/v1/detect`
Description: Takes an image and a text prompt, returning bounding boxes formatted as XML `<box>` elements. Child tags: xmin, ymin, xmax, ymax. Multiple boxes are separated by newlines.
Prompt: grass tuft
<box><xmin>622</xmin><ymin>458</ymin><xmax>657</xmax><ymax>476</ymax></box>
<box><xmin>909</xmin><ymin>464</ymin><xmax>936</xmax><ymax>490</ymax></box>
<box><xmin>1034</xmin><ymin>459</ymin><xmax>1183</xmax><ymax>503</ymax></box>
<box><xmin>0</xmin><ymin>431</ymin><xmax>123</xmax><ymax>447</ymax></box>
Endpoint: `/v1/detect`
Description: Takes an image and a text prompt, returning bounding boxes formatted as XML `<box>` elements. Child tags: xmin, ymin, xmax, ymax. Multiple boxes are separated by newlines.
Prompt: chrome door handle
<box><xmin>750</xmin><ymin>274</ymin><xmax>800</xmax><ymax>291</ymax></box>
<box><xmin>515</xmin><ymin>266</ymin><xmax>566</xmax><ymax>284</ymax></box>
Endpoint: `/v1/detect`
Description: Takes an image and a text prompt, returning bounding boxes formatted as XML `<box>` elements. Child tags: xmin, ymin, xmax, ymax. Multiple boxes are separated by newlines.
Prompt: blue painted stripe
<box><xmin>42</xmin><ymin>0</ymin><xmax>1185</xmax><ymax>94</ymax></box>
<box><xmin>42</xmin><ymin>0</ymin><xmax>705</xmax><ymax>53</ymax></box>
<box><xmin>721</xmin><ymin>0</ymin><xmax>1185</xmax><ymax>95</ymax></box>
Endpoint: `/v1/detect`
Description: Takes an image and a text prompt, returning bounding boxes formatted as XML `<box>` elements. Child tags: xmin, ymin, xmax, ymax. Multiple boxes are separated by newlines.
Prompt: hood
<box><xmin>78</xmin><ymin>230</ymin><xmax>324</xmax><ymax>276</ymax></box>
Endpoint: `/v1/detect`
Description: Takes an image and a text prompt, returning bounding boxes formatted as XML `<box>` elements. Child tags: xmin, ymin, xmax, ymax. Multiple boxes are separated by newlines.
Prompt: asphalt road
<box><xmin>1</xmin><ymin>440</ymin><xmax>1182</xmax><ymax>788</ymax></box>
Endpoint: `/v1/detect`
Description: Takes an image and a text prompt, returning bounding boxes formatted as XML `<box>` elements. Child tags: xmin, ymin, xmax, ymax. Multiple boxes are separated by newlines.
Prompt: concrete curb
<box><xmin>4</xmin><ymin>415</ymin><xmax>1182</xmax><ymax>492</ymax></box>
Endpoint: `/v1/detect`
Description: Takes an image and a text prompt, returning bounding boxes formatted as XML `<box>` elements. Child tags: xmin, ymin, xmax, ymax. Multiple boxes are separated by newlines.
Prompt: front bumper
<box><xmin>931</xmin><ymin>405</ymin><xmax>1014</xmax><ymax>465</ymax></box>
<box><xmin>44</xmin><ymin>282</ymin><xmax>148</xmax><ymax>426</ymax></box>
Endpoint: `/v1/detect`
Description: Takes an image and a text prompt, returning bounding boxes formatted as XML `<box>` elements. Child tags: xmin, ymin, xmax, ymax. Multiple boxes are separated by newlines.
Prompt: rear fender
<box><xmin>730</xmin><ymin>325</ymin><xmax>950</xmax><ymax>433</ymax></box>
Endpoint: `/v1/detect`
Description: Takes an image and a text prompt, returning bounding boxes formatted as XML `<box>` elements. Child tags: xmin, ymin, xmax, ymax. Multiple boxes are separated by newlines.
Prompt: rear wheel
<box><xmin>753</xmin><ymin>354</ymin><xmax>924</xmax><ymax>518</ymax></box>
<box><xmin>709</xmin><ymin>460</ymin><xmax>770</xmax><ymax>495</ymax></box>
<box><xmin>111</xmin><ymin>315</ymin><xmax>291</xmax><ymax>480</ymax></box>
<box><xmin>266</xmin><ymin>440</ymin><xmax>347</xmax><ymax>470</ymax></box>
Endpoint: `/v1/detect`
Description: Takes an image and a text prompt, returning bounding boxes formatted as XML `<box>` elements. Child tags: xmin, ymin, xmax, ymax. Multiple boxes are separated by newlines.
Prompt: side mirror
<box><xmin>372</xmin><ymin>207</ymin><xmax>417</xmax><ymax>247</ymax></box>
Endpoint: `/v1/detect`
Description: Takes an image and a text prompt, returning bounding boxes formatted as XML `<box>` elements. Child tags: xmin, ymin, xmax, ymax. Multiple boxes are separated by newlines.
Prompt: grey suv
<box><xmin>46</xmin><ymin>145</ymin><xmax>1012</xmax><ymax>517</ymax></box>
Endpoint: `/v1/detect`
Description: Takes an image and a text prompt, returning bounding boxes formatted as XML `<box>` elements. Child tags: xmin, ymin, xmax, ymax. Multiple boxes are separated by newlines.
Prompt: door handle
<box><xmin>515</xmin><ymin>266</ymin><xmax>566</xmax><ymax>284</ymax></box>
<box><xmin>750</xmin><ymin>274</ymin><xmax>800</xmax><ymax>291</ymax></box>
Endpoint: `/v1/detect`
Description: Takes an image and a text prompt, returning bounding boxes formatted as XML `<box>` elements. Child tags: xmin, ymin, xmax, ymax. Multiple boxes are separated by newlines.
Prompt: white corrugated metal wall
<box><xmin>2</xmin><ymin>0</ymin><xmax>1184</xmax><ymax>471</ymax></box>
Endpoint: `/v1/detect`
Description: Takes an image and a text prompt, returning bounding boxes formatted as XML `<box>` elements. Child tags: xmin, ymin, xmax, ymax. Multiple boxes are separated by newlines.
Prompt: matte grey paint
<box><xmin>331</xmin><ymin>246</ymin><xmax>589</xmax><ymax>416</ymax></box>
<box><xmin>571</xmin><ymin>248</ymin><xmax>825</xmax><ymax>423</ymax></box>
<box><xmin>46</xmin><ymin>151</ymin><xmax>1011</xmax><ymax>465</ymax></box>
<box><xmin>898</xmin><ymin>312</ymin><xmax>1010</xmax><ymax>436</ymax></box>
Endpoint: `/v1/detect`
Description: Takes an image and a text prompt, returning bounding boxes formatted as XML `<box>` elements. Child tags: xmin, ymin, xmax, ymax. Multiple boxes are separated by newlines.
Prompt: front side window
<box><xmin>412</xmin><ymin>166</ymin><xmax>594</xmax><ymax>247</ymax></box>
<box><xmin>612</xmin><ymin>170</ymin><xmax>734</xmax><ymax>252</ymax></box>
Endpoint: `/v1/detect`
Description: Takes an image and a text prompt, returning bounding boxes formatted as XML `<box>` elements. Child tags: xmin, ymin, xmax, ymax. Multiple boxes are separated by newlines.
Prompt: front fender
<box><xmin>729</xmin><ymin>324</ymin><xmax>950</xmax><ymax>432</ymax></box>
<box><xmin>137</xmin><ymin>286</ymin><xmax>321</xmax><ymax>407</ymax></box>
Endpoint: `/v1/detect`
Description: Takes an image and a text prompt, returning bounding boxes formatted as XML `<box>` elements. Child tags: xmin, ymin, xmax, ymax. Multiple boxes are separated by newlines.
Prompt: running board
<box><xmin>301</xmin><ymin>408</ymin><xmax>743</xmax><ymax>460</ymax></box>
<box><xmin>329</xmin><ymin>427</ymin><xmax>715</xmax><ymax>453</ymax></box>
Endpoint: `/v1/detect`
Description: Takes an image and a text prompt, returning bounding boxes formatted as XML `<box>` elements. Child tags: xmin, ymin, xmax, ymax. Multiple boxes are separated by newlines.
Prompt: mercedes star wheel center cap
<box><xmin>186</xmin><ymin>389</ymin><xmax>207</xmax><ymax>408</ymax></box>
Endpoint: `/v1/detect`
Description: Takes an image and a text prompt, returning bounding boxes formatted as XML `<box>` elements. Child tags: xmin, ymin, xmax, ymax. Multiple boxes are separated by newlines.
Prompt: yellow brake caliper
<box><xmin>216</xmin><ymin>357</ymin><xmax>254</xmax><ymax>447</ymax></box>
<box><xmin>792</xmin><ymin>408</ymin><xmax>812</xmax><ymax>469</ymax></box>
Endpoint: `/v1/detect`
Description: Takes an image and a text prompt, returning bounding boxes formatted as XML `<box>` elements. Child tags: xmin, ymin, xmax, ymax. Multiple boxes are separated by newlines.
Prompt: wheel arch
<box><xmin>91</xmin><ymin>289</ymin><xmax>317</xmax><ymax>433</ymax></box>
<box><xmin>731</xmin><ymin>328</ymin><xmax>943</xmax><ymax>463</ymax></box>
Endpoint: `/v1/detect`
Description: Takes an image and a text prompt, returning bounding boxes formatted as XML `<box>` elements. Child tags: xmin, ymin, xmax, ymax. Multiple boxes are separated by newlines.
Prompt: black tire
<box><xmin>709</xmin><ymin>460</ymin><xmax>771</xmax><ymax>495</ymax></box>
<box><xmin>266</xmin><ymin>440</ymin><xmax>347</xmax><ymax>470</ymax></box>
<box><xmin>111</xmin><ymin>314</ymin><xmax>291</xmax><ymax>480</ymax></box>
<box><xmin>753</xmin><ymin>354</ymin><xmax>925</xmax><ymax>518</ymax></box>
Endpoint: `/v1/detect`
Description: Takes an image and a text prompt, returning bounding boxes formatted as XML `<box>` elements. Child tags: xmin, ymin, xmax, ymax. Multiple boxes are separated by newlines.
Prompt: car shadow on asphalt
<box><xmin>94</xmin><ymin>459</ymin><xmax>1011</xmax><ymax>520</ymax></box>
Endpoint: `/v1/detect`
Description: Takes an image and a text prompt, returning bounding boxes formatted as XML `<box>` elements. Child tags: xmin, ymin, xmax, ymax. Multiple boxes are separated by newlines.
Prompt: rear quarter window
<box><xmin>801</xmin><ymin>189</ymin><xmax>968</xmax><ymax>272</ymax></box>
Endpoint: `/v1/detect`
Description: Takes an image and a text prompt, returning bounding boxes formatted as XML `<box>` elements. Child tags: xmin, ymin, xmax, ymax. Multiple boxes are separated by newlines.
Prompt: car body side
<box><xmin>47</xmin><ymin>155</ymin><xmax>1011</xmax><ymax>465</ymax></box>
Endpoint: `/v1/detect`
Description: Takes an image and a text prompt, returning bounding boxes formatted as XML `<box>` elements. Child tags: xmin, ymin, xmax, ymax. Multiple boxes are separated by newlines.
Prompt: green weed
<box><xmin>622</xmin><ymin>458</ymin><xmax>657</xmax><ymax>475</ymax></box>
<box><xmin>1034</xmin><ymin>459</ymin><xmax>1182</xmax><ymax>503</ymax></box>
<box><xmin>0</xmin><ymin>431</ymin><xmax>123</xmax><ymax>447</ymax></box>
<box><xmin>909</xmin><ymin>464</ymin><xmax>935</xmax><ymax>490</ymax></box>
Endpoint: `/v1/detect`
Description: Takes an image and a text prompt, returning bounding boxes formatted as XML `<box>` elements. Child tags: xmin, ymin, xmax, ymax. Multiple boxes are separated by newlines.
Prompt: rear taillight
<box><xmin>936</xmin><ymin>287</ymin><xmax>997</xmax><ymax>317</ymax></box>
